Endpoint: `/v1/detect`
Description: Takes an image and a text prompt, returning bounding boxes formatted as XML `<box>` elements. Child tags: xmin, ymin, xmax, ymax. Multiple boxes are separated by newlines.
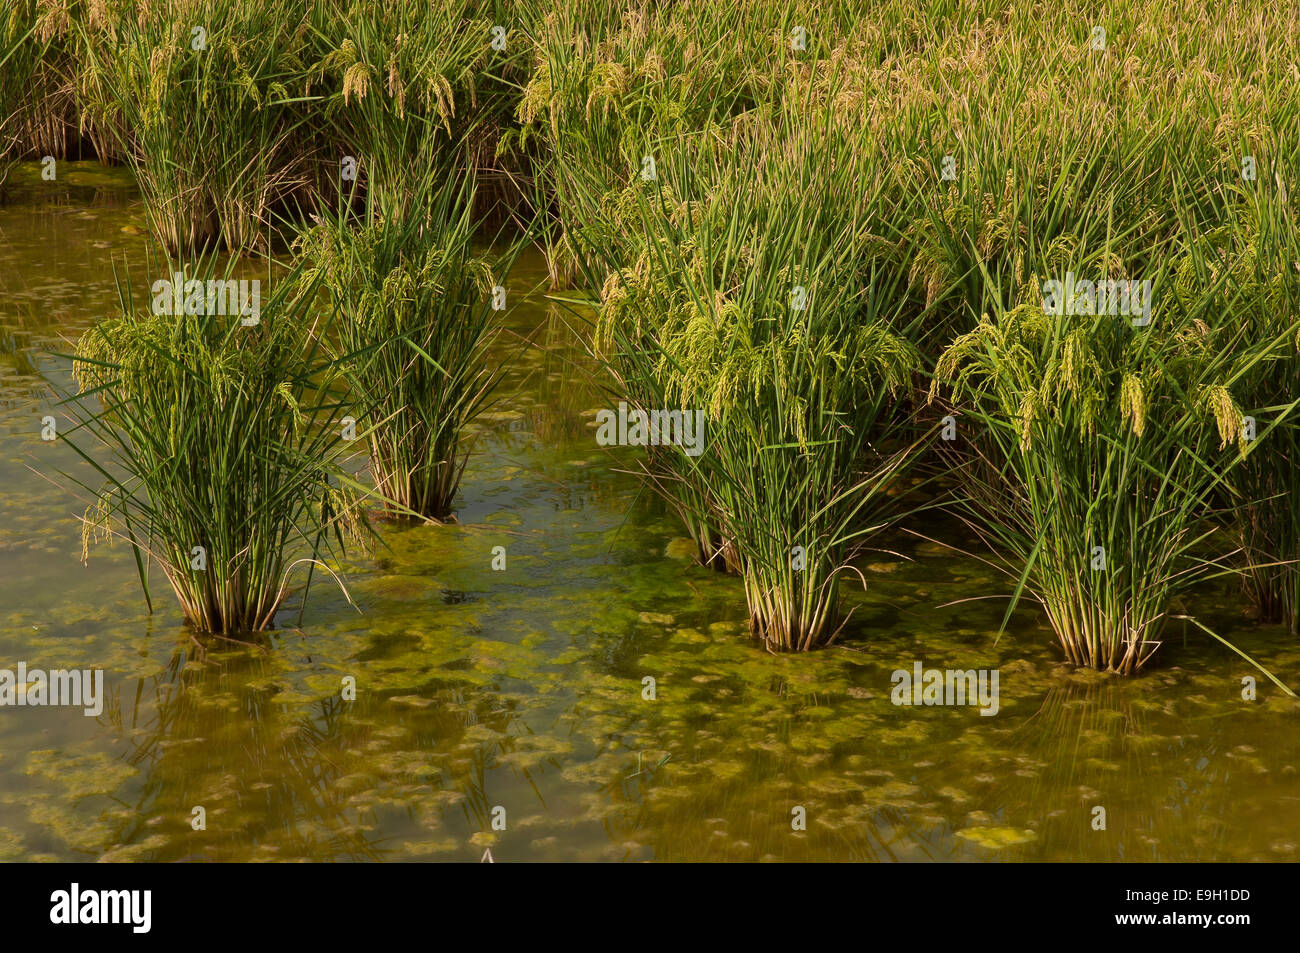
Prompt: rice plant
<box><xmin>1174</xmin><ymin>204</ymin><xmax>1300</xmax><ymax>633</ymax></box>
<box><xmin>307</xmin><ymin>0</ymin><xmax>499</xmax><ymax>221</ymax></box>
<box><xmin>72</xmin><ymin>0</ymin><xmax>134</xmax><ymax>165</ymax></box>
<box><xmin>6</xmin><ymin>0</ymin><xmax>1298</xmax><ymax>673</ymax></box>
<box><xmin>295</xmin><ymin>171</ymin><xmax>514</xmax><ymax>521</ymax></box>
<box><xmin>78</xmin><ymin>0</ymin><xmax>312</xmax><ymax>251</ymax></box>
<box><xmin>9</xmin><ymin>0</ymin><xmax>78</xmax><ymax>161</ymax></box>
<box><xmin>56</xmin><ymin>254</ymin><xmax>367</xmax><ymax>634</ymax></box>
<box><xmin>569</xmin><ymin>87</ymin><xmax>927</xmax><ymax>651</ymax></box>
<box><xmin>0</xmin><ymin>4</ymin><xmax>44</xmax><ymax>188</ymax></box>
<box><xmin>929</xmin><ymin>241</ymin><xmax>1300</xmax><ymax>676</ymax></box>
<box><xmin>514</xmin><ymin>0</ymin><xmax>840</xmax><ymax>286</ymax></box>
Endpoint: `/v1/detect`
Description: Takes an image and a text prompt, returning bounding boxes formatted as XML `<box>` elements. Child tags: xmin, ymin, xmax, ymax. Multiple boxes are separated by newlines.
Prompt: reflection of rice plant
<box><xmin>98</xmin><ymin>640</ymin><xmax>534</xmax><ymax>861</ymax></box>
<box><xmin>296</xmin><ymin>173</ymin><xmax>513</xmax><ymax>520</ymax></box>
<box><xmin>930</xmin><ymin>246</ymin><xmax>1300</xmax><ymax>678</ymax></box>
<box><xmin>527</xmin><ymin>302</ymin><xmax>609</xmax><ymax>447</ymax></box>
<box><xmin>114</xmin><ymin>645</ymin><xmax>383</xmax><ymax>860</ymax></box>
<box><xmin>58</xmin><ymin>254</ymin><xmax>366</xmax><ymax>634</ymax></box>
<box><xmin>999</xmin><ymin>678</ymin><xmax>1261</xmax><ymax>861</ymax></box>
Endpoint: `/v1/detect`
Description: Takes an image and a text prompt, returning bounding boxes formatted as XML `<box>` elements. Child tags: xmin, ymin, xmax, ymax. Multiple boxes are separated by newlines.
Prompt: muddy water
<box><xmin>0</xmin><ymin>162</ymin><xmax>1297</xmax><ymax>862</ymax></box>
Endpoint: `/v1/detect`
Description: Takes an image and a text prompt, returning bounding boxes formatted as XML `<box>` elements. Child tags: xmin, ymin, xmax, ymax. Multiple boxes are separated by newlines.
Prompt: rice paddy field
<box><xmin>1</xmin><ymin>0</ymin><xmax>1299</xmax><ymax>870</ymax></box>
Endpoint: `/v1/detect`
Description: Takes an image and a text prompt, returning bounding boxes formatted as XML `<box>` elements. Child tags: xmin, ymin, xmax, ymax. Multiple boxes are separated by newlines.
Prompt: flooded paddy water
<box><xmin>1</xmin><ymin>164</ymin><xmax>1298</xmax><ymax>863</ymax></box>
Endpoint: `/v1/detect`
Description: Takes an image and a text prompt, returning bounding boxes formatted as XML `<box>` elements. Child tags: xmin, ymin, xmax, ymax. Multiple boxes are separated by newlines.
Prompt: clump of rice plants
<box><xmin>59</xmin><ymin>255</ymin><xmax>366</xmax><ymax>634</ymax></box>
<box><xmin>0</xmin><ymin>4</ymin><xmax>45</xmax><ymax>188</ymax></box>
<box><xmin>78</xmin><ymin>0</ymin><xmax>312</xmax><ymax>251</ymax></box>
<box><xmin>930</xmin><ymin>245</ymin><xmax>1300</xmax><ymax>679</ymax></box>
<box><xmin>295</xmin><ymin>172</ymin><xmax>512</xmax><ymax>521</ymax></box>
<box><xmin>1173</xmin><ymin>209</ymin><xmax>1300</xmax><ymax>633</ymax></box>
<box><xmin>308</xmin><ymin>0</ymin><xmax>500</xmax><ymax>220</ymax></box>
<box><xmin>514</xmin><ymin>0</ymin><xmax>875</xmax><ymax>286</ymax></box>
<box><xmin>72</xmin><ymin>0</ymin><xmax>133</xmax><ymax>165</ymax></box>
<box><xmin>573</xmin><ymin>93</ymin><xmax>926</xmax><ymax>651</ymax></box>
<box><xmin>6</xmin><ymin>0</ymin><xmax>78</xmax><ymax>162</ymax></box>
<box><xmin>292</xmin><ymin>3</ymin><xmax>526</xmax><ymax>521</ymax></box>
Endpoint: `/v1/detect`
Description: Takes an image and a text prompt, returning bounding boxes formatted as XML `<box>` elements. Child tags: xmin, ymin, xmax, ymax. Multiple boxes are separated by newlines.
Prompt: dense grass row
<box><xmin>4</xmin><ymin>1</ymin><xmax>1299</xmax><ymax>682</ymax></box>
<box><xmin>2</xmin><ymin>0</ymin><xmax>526</xmax><ymax>242</ymax></box>
<box><xmin>523</xmin><ymin>0</ymin><xmax>1300</xmax><ymax>678</ymax></box>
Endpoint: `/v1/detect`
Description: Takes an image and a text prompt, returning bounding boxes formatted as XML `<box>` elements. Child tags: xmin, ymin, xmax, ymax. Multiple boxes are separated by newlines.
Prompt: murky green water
<box><xmin>1</xmin><ymin>162</ymin><xmax>1298</xmax><ymax>862</ymax></box>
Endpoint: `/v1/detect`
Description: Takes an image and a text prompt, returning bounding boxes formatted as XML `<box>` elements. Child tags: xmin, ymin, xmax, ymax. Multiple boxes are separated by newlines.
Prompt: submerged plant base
<box><xmin>747</xmin><ymin>614</ymin><xmax>847</xmax><ymax>654</ymax></box>
<box><xmin>743</xmin><ymin>572</ymin><xmax>845</xmax><ymax>653</ymax></box>
<box><xmin>1047</xmin><ymin>611</ymin><xmax>1165</xmax><ymax>676</ymax></box>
